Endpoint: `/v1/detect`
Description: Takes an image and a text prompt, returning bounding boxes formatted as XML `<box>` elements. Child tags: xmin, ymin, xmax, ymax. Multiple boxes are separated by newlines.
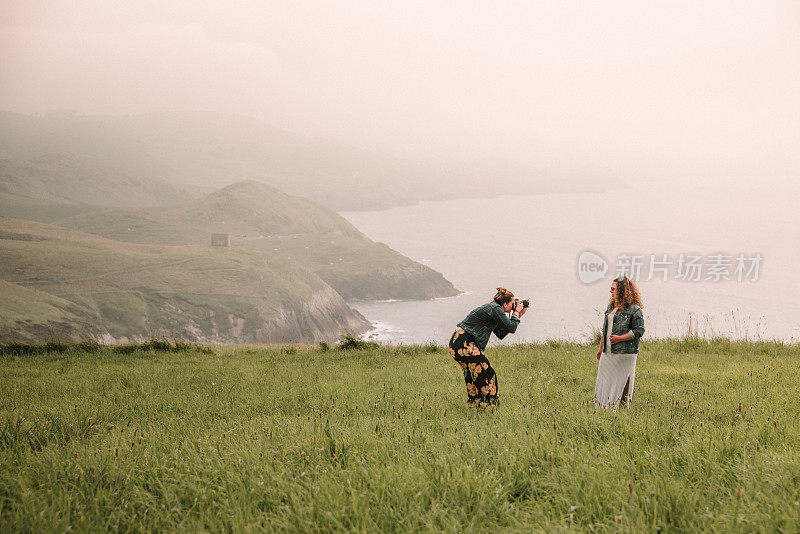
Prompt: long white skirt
<box><xmin>594</xmin><ymin>352</ymin><xmax>637</xmax><ymax>408</ymax></box>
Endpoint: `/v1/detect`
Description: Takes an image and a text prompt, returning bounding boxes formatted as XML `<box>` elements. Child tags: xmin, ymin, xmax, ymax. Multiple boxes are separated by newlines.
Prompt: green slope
<box><xmin>0</xmin><ymin>280</ymin><xmax>91</xmax><ymax>341</ymax></box>
<box><xmin>57</xmin><ymin>180</ymin><xmax>364</xmax><ymax>244</ymax></box>
<box><xmin>57</xmin><ymin>180</ymin><xmax>459</xmax><ymax>300</ymax></box>
<box><xmin>239</xmin><ymin>234</ymin><xmax>457</xmax><ymax>300</ymax></box>
<box><xmin>0</xmin><ymin>154</ymin><xmax>200</xmax><ymax>210</ymax></box>
<box><xmin>0</xmin><ymin>192</ymin><xmax>107</xmax><ymax>223</ymax></box>
<box><xmin>0</xmin><ymin>218</ymin><xmax>369</xmax><ymax>343</ymax></box>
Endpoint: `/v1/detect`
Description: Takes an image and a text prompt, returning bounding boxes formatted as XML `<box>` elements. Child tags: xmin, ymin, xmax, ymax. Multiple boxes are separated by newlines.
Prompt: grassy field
<box><xmin>1</xmin><ymin>339</ymin><xmax>798</xmax><ymax>532</ymax></box>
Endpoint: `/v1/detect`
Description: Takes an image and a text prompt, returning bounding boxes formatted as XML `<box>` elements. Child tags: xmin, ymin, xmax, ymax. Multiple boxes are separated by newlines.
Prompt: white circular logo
<box><xmin>577</xmin><ymin>250</ymin><xmax>608</xmax><ymax>284</ymax></box>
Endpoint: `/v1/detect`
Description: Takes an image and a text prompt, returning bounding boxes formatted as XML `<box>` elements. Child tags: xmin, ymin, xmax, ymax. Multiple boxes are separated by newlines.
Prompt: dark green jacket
<box><xmin>602</xmin><ymin>304</ymin><xmax>645</xmax><ymax>354</ymax></box>
<box><xmin>457</xmin><ymin>302</ymin><xmax>520</xmax><ymax>352</ymax></box>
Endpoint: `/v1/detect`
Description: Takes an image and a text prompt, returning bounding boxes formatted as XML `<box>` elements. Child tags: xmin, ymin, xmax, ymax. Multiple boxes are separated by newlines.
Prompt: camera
<box><xmin>514</xmin><ymin>299</ymin><xmax>530</xmax><ymax>309</ymax></box>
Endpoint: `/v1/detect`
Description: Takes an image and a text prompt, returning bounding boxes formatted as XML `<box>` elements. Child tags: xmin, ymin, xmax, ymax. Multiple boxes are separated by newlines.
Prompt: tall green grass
<box><xmin>1</xmin><ymin>339</ymin><xmax>798</xmax><ymax>532</ymax></box>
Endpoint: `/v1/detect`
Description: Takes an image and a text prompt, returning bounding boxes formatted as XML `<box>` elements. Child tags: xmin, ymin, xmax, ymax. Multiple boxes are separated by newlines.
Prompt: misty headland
<box><xmin>0</xmin><ymin>110</ymin><xmax>607</xmax><ymax>344</ymax></box>
<box><xmin>1</xmin><ymin>107</ymin><xmax>798</xmax><ymax>344</ymax></box>
<box><xmin>0</xmin><ymin>111</ymin><xmax>483</xmax><ymax>343</ymax></box>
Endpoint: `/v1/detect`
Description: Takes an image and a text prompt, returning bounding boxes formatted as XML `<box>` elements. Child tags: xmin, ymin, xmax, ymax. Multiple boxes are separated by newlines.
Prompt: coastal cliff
<box><xmin>1</xmin><ymin>286</ymin><xmax>369</xmax><ymax>345</ymax></box>
<box><xmin>0</xmin><ymin>219</ymin><xmax>369</xmax><ymax>344</ymax></box>
<box><xmin>253</xmin><ymin>286</ymin><xmax>370</xmax><ymax>343</ymax></box>
<box><xmin>0</xmin><ymin>179</ymin><xmax>459</xmax><ymax>345</ymax></box>
<box><xmin>320</xmin><ymin>262</ymin><xmax>459</xmax><ymax>301</ymax></box>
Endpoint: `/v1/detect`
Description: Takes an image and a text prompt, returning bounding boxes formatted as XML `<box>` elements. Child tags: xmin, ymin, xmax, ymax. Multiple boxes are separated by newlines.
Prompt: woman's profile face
<box><xmin>501</xmin><ymin>299</ymin><xmax>515</xmax><ymax>313</ymax></box>
<box><xmin>610</xmin><ymin>281</ymin><xmax>618</xmax><ymax>299</ymax></box>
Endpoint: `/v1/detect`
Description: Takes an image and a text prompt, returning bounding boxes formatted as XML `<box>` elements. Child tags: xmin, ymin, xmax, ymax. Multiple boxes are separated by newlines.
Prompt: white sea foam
<box><xmin>361</xmin><ymin>321</ymin><xmax>405</xmax><ymax>343</ymax></box>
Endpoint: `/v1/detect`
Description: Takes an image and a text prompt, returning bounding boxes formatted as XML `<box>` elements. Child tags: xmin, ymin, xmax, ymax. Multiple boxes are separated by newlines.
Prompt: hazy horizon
<box><xmin>3</xmin><ymin>1</ymin><xmax>800</xmax><ymax>190</ymax></box>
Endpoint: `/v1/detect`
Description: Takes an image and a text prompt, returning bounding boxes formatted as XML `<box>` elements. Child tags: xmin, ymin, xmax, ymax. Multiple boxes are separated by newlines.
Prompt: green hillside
<box><xmin>0</xmin><ymin>192</ymin><xmax>106</xmax><ymax>224</ymax></box>
<box><xmin>0</xmin><ymin>154</ymin><xmax>200</xmax><ymax>210</ymax></box>
<box><xmin>57</xmin><ymin>180</ymin><xmax>459</xmax><ymax>300</ymax></box>
<box><xmin>58</xmin><ymin>180</ymin><xmax>365</xmax><ymax>244</ymax></box>
<box><xmin>0</xmin><ymin>280</ymin><xmax>91</xmax><ymax>340</ymax></box>
<box><xmin>239</xmin><ymin>234</ymin><xmax>456</xmax><ymax>300</ymax></box>
<box><xmin>0</xmin><ymin>218</ymin><xmax>369</xmax><ymax>343</ymax></box>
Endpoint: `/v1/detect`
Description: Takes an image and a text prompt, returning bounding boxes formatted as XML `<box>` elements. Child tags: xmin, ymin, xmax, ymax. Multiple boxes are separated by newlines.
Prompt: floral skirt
<box><xmin>448</xmin><ymin>328</ymin><xmax>498</xmax><ymax>407</ymax></box>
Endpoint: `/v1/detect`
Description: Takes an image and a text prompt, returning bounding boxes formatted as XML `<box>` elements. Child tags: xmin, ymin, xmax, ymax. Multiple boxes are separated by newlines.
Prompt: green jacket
<box><xmin>457</xmin><ymin>302</ymin><xmax>520</xmax><ymax>352</ymax></box>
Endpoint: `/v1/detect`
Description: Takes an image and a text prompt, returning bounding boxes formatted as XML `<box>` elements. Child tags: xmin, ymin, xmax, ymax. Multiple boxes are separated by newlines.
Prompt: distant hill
<box><xmin>0</xmin><ymin>110</ymin><xmax>608</xmax><ymax>211</ymax></box>
<box><xmin>0</xmin><ymin>154</ymin><xmax>201</xmax><ymax>208</ymax></box>
<box><xmin>57</xmin><ymin>180</ymin><xmax>459</xmax><ymax>300</ymax></box>
<box><xmin>0</xmin><ymin>218</ymin><xmax>369</xmax><ymax>344</ymax></box>
<box><xmin>0</xmin><ymin>192</ymin><xmax>108</xmax><ymax>224</ymax></box>
<box><xmin>0</xmin><ymin>110</ymin><xmax>423</xmax><ymax>210</ymax></box>
<box><xmin>0</xmin><ymin>154</ymin><xmax>207</xmax><ymax>224</ymax></box>
<box><xmin>57</xmin><ymin>180</ymin><xmax>365</xmax><ymax>244</ymax></box>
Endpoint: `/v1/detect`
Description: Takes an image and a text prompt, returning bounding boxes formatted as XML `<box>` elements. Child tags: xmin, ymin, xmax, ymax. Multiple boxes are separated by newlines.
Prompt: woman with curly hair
<box><xmin>594</xmin><ymin>276</ymin><xmax>645</xmax><ymax>408</ymax></box>
<box><xmin>448</xmin><ymin>287</ymin><xmax>528</xmax><ymax>407</ymax></box>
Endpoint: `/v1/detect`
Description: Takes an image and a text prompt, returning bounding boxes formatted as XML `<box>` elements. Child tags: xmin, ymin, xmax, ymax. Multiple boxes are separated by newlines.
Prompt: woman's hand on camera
<box><xmin>513</xmin><ymin>301</ymin><xmax>527</xmax><ymax>317</ymax></box>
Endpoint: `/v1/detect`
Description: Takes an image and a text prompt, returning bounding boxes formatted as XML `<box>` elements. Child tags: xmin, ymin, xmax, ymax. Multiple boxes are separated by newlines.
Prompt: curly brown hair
<box><xmin>493</xmin><ymin>287</ymin><xmax>515</xmax><ymax>305</ymax></box>
<box><xmin>609</xmin><ymin>276</ymin><xmax>643</xmax><ymax>310</ymax></box>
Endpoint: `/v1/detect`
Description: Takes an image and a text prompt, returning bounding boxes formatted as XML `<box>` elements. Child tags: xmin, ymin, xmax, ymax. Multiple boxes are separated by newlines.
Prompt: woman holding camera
<box><xmin>448</xmin><ymin>287</ymin><xmax>527</xmax><ymax>407</ymax></box>
<box><xmin>594</xmin><ymin>276</ymin><xmax>645</xmax><ymax>408</ymax></box>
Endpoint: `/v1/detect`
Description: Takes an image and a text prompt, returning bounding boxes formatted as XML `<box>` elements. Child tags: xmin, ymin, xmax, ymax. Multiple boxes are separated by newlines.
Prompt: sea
<box><xmin>341</xmin><ymin>183</ymin><xmax>800</xmax><ymax>345</ymax></box>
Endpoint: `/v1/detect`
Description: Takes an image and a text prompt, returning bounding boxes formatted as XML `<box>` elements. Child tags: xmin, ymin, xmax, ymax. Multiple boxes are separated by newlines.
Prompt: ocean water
<box><xmin>341</xmin><ymin>184</ymin><xmax>800</xmax><ymax>345</ymax></box>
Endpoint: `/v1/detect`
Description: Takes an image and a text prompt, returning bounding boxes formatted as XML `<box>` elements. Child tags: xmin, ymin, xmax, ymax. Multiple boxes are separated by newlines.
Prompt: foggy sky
<box><xmin>2</xmin><ymin>1</ymin><xmax>799</xmax><ymax>187</ymax></box>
